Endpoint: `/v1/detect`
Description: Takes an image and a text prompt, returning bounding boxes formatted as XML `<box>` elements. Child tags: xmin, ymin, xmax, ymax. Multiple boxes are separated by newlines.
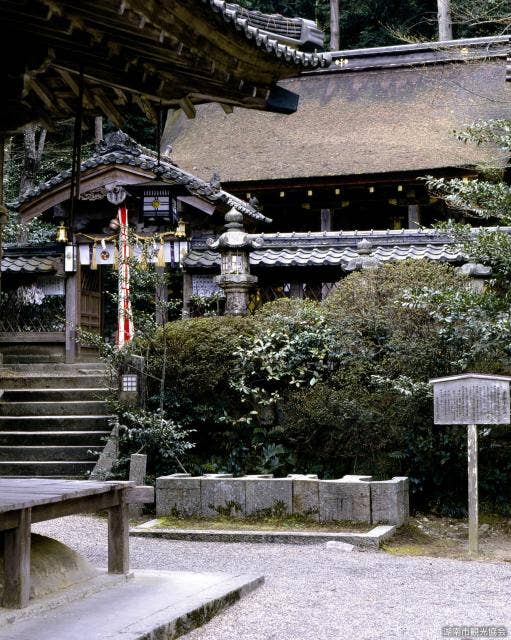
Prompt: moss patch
<box><xmin>383</xmin><ymin>515</ymin><xmax>511</xmax><ymax>561</ymax></box>
<box><xmin>152</xmin><ymin>514</ymin><xmax>369</xmax><ymax>532</ymax></box>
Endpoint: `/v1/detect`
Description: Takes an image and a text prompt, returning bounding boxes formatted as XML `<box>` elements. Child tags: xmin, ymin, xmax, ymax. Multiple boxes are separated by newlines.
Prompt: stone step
<box><xmin>0</xmin><ymin>362</ymin><xmax>106</xmax><ymax>372</ymax></box>
<box><xmin>0</xmin><ymin>431</ymin><xmax>110</xmax><ymax>446</ymax></box>
<box><xmin>0</xmin><ymin>461</ymin><xmax>95</xmax><ymax>476</ymax></box>
<box><xmin>1</xmin><ymin>388</ymin><xmax>110</xmax><ymax>402</ymax></box>
<box><xmin>0</xmin><ymin>416</ymin><xmax>114</xmax><ymax>431</ymax></box>
<box><xmin>0</xmin><ymin>375</ymin><xmax>110</xmax><ymax>390</ymax></box>
<box><xmin>0</xmin><ymin>445</ymin><xmax>99</xmax><ymax>462</ymax></box>
<box><xmin>0</xmin><ymin>400</ymin><xmax>109</xmax><ymax>417</ymax></box>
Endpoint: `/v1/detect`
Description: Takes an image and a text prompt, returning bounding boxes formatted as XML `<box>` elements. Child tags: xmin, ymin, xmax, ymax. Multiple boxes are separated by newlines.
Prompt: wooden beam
<box><xmin>220</xmin><ymin>103</ymin><xmax>233</xmax><ymax>114</ymax></box>
<box><xmin>26</xmin><ymin>75</ymin><xmax>59</xmax><ymax>111</ymax></box>
<box><xmin>0</xmin><ymin>332</ymin><xmax>65</xmax><ymax>343</ymax></box>
<box><xmin>179</xmin><ymin>96</ymin><xmax>196</xmax><ymax>119</ymax></box>
<box><xmin>93</xmin><ymin>89</ymin><xmax>123</xmax><ymax>127</ymax></box>
<box><xmin>30</xmin><ymin>489</ymin><xmax>119</xmax><ymax>523</ymax></box>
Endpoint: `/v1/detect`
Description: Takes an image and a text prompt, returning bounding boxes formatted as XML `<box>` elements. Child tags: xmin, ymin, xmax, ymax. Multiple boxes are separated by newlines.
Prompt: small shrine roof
<box><xmin>12</xmin><ymin>131</ymin><xmax>269</xmax><ymax>223</ymax></box>
<box><xmin>1</xmin><ymin>255</ymin><xmax>61</xmax><ymax>274</ymax></box>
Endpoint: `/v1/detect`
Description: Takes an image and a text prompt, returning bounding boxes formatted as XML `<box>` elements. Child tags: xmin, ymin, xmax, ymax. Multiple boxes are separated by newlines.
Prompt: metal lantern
<box><xmin>174</xmin><ymin>218</ymin><xmax>187</xmax><ymax>239</ymax></box>
<box><xmin>125</xmin><ymin>181</ymin><xmax>178</xmax><ymax>224</ymax></box>
<box><xmin>56</xmin><ymin>222</ymin><xmax>68</xmax><ymax>243</ymax></box>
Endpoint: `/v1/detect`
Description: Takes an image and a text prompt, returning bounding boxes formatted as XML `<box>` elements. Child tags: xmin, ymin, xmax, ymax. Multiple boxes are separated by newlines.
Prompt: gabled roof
<box><xmin>168</xmin><ymin>36</ymin><xmax>510</xmax><ymax>184</ymax></box>
<box><xmin>12</xmin><ymin>131</ymin><xmax>269</xmax><ymax>224</ymax></box>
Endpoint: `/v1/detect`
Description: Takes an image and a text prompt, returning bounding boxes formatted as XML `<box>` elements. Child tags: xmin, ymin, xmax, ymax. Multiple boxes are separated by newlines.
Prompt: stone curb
<box><xmin>0</xmin><ymin>570</ymin><xmax>264</xmax><ymax>640</ymax></box>
<box><xmin>130</xmin><ymin>521</ymin><xmax>396</xmax><ymax>549</ymax></box>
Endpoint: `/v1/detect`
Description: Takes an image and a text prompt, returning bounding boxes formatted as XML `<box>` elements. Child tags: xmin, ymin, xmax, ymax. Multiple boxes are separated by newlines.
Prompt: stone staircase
<box><xmin>0</xmin><ymin>363</ymin><xmax>116</xmax><ymax>477</ymax></box>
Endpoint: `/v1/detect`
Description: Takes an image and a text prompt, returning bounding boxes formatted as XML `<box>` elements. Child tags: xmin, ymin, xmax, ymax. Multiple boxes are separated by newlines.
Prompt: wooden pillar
<box><xmin>108</xmin><ymin>492</ymin><xmax>129</xmax><ymax>574</ymax></box>
<box><xmin>437</xmin><ymin>0</ymin><xmax>453</xmax><ymax>40</ymax></box>
<box><xmin>155</xmin><ymin>266</ymin><xmax>168</xmax><ymax>325</ymax></box>
<box><xmin>329</xmin><ymin>0</ymin><xmax>340</xmax><ymax>50</ymax></box>
<box><xmin>289</xmin><ymin>282</ymin><xmax>304</xmax><ymax>299</ymax></box>
<box><xmin>65</xmin><ymin>260</ymin><xmax>80</xmax><ymax>363</ymax></box>
<box><xmin>3</xmin><ymin>508</ymin><xmax>31</xmax><ymax>608</ymax></box>
<box><xmin>320</xmin><ymin>209</ymin><xmax>332</xmax><ymax>232</ymax></box>
<box><xmin>320</xmin><ymin>210</ymin><xmax>333</xmax><ymax>300</ymax></box>
<box><xmin>94</xmin><ymin>117</ymin><xmax>103</xmax><ymax>144</ymax></box>
<box><xmin>182</xmin><ymin>271</ymin><xmax>192</xmax><ymax>318</ymax></box>
<box><xmin>467</xmin><ymin>424</ymin><xmax>479</xmax><ymax>556</ymax></box>
<box><xmin>407</xmin><ymin>204</ymin><xmax>420</xmax><ymax>229</ymax></box>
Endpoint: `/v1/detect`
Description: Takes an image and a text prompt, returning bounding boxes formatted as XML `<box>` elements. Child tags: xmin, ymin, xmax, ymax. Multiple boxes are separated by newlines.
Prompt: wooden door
<box><xmin>80</xmin><ymin>269</ymin><xmax>102</xmax><ymax>335</ymax></box>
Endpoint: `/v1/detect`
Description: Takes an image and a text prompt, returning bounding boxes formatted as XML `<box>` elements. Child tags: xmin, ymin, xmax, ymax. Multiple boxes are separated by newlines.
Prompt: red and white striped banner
<box><xmin>116</xmin><ymin>206</ymin><xmax>134</xmax><ymax>347</ymax></box>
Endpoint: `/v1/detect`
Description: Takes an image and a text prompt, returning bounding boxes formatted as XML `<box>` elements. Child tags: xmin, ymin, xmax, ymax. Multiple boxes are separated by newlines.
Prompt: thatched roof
<box><xmin>169</xmin><ymin>37</ymin><xmax>510</xmax><ymax>184</ymax></box>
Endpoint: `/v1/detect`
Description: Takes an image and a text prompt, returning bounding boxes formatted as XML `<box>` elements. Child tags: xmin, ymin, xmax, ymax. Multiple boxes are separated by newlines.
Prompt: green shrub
<box><xmin>142</xmin><ymin>315</ymin><xmax>256</xmax><ymax>470</ymax></box>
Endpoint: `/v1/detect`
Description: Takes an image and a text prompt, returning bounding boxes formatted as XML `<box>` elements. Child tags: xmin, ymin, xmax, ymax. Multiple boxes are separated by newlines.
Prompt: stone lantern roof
<box><xmin>207</xmin><ymin>208</ymin><xmax>264</xmax><ymax>251</ymax></box>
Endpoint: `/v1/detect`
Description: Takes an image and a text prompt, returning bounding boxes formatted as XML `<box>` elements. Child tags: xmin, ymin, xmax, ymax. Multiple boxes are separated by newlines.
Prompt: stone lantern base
<box><xmin>215</xmin><ymin>273</ymin><xmax>258</xmax><ymax>316</ymax></box>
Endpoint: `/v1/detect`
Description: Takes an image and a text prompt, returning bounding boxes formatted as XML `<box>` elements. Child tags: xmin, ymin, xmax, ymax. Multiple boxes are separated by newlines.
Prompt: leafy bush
<box><xmin>142</xmin><ymin>316</ymin><xmax>256</xmax><ymax>471</ymax></box>
<box><xmin>97</xmin><ymin>260</ymin><xmax>511</xmax><ymax>514</ymax></box>
<box><xmin>114</xmin><ymin>407</ymin><xmax>194</xmax><ymax>481</ymax></box>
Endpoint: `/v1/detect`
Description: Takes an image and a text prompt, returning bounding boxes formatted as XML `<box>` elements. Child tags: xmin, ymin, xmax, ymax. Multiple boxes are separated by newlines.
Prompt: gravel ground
<box><xmin>34</xmin><ymin>515</ymin><xmax>511</xmax><ymax>640</ymax></box>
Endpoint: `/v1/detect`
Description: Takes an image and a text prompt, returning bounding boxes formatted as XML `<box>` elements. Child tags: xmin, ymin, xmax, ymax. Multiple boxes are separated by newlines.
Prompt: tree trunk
<box><xmin>18</xmin><ymin>125</ymin><xmax>46</xmax><ymax>198</ymax></box>
<box><xmin>437</xmin><ymin>0</ymin><xmax>453</xmax><ymax>40</ymax></box>
<box><xmin>329</xmin><ymin>0</ymin><xmax>340</xmax><ymax>51</ymax></box>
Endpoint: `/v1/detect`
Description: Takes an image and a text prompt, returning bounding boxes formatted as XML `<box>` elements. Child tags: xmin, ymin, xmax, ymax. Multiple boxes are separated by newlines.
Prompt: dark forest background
<box><xmin>236</xmin><ymin>0</ymin><xmax>499</xmax><ymax>49</ymax></box>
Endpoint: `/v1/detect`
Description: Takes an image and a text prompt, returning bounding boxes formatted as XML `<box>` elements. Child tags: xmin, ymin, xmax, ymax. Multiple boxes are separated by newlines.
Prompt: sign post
<box><xmin>429</xmin><ymin>374</ymin><xmax>511</xmax><ymax>556</ymax></box>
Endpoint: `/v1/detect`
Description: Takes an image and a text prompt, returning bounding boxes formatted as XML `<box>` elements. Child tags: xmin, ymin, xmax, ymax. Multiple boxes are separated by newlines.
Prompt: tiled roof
<box><xmin>327</xmin><ymin>36</ymin><xmax>509</xmax><ymax>73</ymax></box>
<box><xmin>1</xmin><ymin>255</ymin><xmax>61</xmax><ymax>274</ymax></box>
<box><xmin>184</xmin><ymin>244</ymin><xmax>462</xmax><ymax>269</ymax></box>
<box><xmin>184</xmin><ymin>228</ymin><xmax>511</xmax><ymax>269</ymax></box>
<box><xmin>12</xmin><ymin>131</ymin><xmax>269</xmax><ymax>223</ymax></box>
<box><xmin>207</xmin><ymin>1</ymin><xmax>328</xmax><ymax>66</ymax></box>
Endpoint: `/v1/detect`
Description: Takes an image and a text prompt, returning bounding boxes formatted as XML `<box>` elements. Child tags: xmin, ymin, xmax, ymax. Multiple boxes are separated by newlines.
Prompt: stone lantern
<box><xmin>344</xmin><ymin>239</ymin><xmax>381</xmax><ymax>272</ymax></box>
<box><xmin>207</xmin><ymin>207</ymin><xmax>262</xmax><ymax>316</ymax></box>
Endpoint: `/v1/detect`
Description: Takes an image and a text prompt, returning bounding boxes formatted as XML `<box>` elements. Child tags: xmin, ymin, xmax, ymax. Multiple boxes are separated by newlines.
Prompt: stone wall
<box><xmin>156</xmin><ymin>473</ymin><xmax>409</xmax><ymax>526</ymax></box>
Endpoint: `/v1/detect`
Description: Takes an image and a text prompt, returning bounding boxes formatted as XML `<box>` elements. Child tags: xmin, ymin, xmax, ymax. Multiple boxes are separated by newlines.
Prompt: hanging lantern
<box><xmin>174</xmin><ymin>218</ymin><xmax>187</xmax><ymax>238</ymax></box>
<box><xmin>56</xmin><ymin>222</ymin><xmax>68</xmax><ymax>243</ymax></box>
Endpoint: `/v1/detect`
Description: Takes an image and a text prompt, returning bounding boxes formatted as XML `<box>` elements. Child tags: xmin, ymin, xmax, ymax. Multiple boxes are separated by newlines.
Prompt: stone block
<box><xmin>203</xmin><ymin>474</ymin><xmax>233</xmax><ymax>478</ymax></box>
<box><xmin>155</xmin><ymin>476</ymin><xmax>201</xmax><ymax>517</ymax></box>
<box><xmin>287</xmin><ymin>474</ymin><xmax>318</xmax><ymax>479</ymax></box>
<box><xmin>244</xmin><ymin>474</ymin><xmax>274</xmax><ymax>479</ymax></box>
<box><xmin>325</xmin><ymin>541</ymin><xmax>355</xmax><ymax>552</ymax></box>
<box><xmin>319</xmin><ymin>478</ymin><xmax>371</xmax><ymax>523</ymax></box>
<box><xmin>244</xmin><ymin>479</ymin><xmax>292</xmax><ymax>516</ymax></box>
<box><xmin>370</xmin><ymin>477</ymin><xmax>409</xmax><ymax>526</ymax></box>
<box><xmin>201</xmin><ymin>478</ymin><xmax>246</xmax><ymax>518</ymax></box>
<box><xmin>292</xmin><ymin>479</ymin><xmax>319</xmax><ymax>520</ymax></box>
<box><xmin>128</xmin><ymin>453</ymin><xmax>147</xmax><ymax>519</ymax></box>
